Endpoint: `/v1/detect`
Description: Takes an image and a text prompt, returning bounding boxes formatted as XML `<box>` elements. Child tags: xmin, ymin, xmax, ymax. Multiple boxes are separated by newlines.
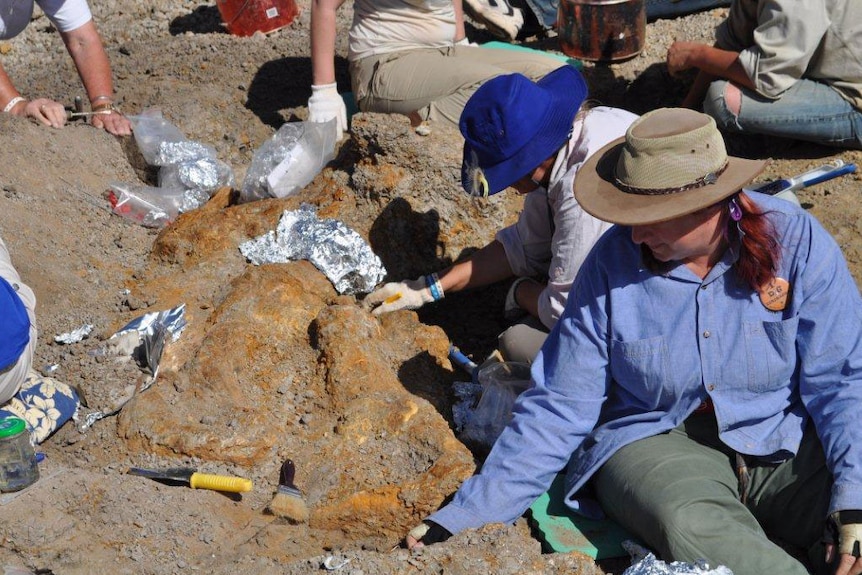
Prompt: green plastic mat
<box><xmin>482</xmin><ymin>41</ymin><xmax>583</xmax><ymax>69</ymax></box>
<box><xmin>528</xmin><ymin>474</ymin><xmax>634</xmax><ymax>559</ymax></box>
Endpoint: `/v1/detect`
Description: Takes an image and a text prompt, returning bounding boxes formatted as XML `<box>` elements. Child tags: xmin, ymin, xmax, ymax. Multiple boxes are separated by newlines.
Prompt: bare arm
<box><xmin>438</xmin><ymin>240</ymin><xmax>514</xmax><ymax>294</ymax></box>
<box><xmin>452</xmin><ymin>0</ymin><xmax>466</xmax><ymax>42</ymax></box>
<box><xmin>0</xmin><ymin>61</ymin><xmax>26</xmax><ymax>115</ymax></box>
<box><xmin>61</xmin><ymin>21</ymin><xmax>131</xmax><ymax>135</ymax></box>
<box><xmin>311</xmin><ymin>0</ymin><xmax>347</xmax><ymax>85</ymax></box>
<box><xmin>512</xmin><ymin>278</ymin><xmax>543</xmax><ymax>318</ymax></box>
<box><xmin>667</xmin><ymin>42</ymin><xmax>755</xmax><ymax>107</ymax></box>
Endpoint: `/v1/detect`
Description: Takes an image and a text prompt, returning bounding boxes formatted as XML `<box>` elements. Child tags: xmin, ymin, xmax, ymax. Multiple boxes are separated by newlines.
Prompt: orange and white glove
<box><xmin>365</xmin><ymin>274</ymin><xmax>444</xmax><ymax>315</ymax></box>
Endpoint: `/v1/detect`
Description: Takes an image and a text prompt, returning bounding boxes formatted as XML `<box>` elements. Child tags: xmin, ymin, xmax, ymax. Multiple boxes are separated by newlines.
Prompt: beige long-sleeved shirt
<box><xmin>716</xmin><ymin>0</ymin><xmax>862</xmax><ymax>109</ymax></box>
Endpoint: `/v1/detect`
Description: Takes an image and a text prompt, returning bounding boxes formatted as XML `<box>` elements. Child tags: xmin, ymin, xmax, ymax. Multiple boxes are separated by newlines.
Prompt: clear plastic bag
<box><xmin>106</xmin><ymin>182</ymin><xmax>210</xmax><ymax>228</ymax></box>
<box><xmin>239</xmin><ymin>119</ymin><xmax>337</xmax><ymax>203</ymax></box>
<box><xmin>128</xmin><ymin>110</ymin><xmax>198</xmax><ymax>166</ymax></box>
<box><xmin>111</xmin><ymin>109</ymin><xmax>235</xmax><ymax>227</ymax></box>
<box><xmin>459</xmin><ymin>362</ymin><xmax>532</xmax><ymax>450</ymax></box>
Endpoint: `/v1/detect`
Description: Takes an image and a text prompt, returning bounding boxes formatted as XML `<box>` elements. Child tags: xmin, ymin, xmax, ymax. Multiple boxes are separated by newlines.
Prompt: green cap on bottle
<box><xmin>0</xmin><ymin>417</ymin><xmax>26</xmax><ymax>438</ymax></box>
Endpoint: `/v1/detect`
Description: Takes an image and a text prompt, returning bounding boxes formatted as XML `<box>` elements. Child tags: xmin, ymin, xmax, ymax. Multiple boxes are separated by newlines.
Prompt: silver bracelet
<box><xmin>2</xmin><ymin>96</ymin><xmax>25</xmax><ymax>113</ymax></box>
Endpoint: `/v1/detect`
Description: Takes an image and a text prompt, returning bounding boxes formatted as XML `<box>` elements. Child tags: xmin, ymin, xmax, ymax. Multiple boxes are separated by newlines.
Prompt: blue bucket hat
<box><xmin>0</xmin><ymin>276</ymin><xmax>29</xmax><ymax>372</ymax></box>
<box><xmin>459</xmin><ymin>66</ymin><xmax>587</xmax><ymax>197</ymax></box>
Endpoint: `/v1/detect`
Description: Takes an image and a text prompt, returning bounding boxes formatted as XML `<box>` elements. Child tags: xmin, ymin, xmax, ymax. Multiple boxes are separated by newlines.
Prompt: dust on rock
<box><xmin>1</xmin><ymin>1</ymin><xmax>861</xmax><ymax>574</ymax></box>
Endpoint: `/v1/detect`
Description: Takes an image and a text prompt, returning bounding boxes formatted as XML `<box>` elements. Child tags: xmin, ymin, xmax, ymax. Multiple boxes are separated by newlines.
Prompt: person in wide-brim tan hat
<box><xmin>407</xmin><ymin>106</ymin><xmax>862</xmax><ymax>575</ymax></box>
<box><xmin>575</xmin><ymin>107</ymin><xmax>765</xmax><ymax>226</ymax></box>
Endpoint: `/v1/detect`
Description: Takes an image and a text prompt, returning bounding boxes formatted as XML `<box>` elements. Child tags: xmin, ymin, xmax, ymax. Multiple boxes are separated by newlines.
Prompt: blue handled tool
<box><xmin>751</xmin><ymin>160</ymin><xmax>856</xmax><ymax>196</ymax></box>
<box><xmin>449</xmin><ymin>345</ymin><xmax>478</xmax><ymax>378</ymax></box>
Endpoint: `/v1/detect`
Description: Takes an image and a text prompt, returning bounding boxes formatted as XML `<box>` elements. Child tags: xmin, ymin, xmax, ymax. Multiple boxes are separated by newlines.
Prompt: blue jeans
<box><xmin>702</xmin><ymin>78</ymin><xmax>862</xmax><ymax>149</ymax></box>
<box><xmin>524</xmin><ymin>0</ymin><xmax>557</xmax><ymax>28</ymax></box>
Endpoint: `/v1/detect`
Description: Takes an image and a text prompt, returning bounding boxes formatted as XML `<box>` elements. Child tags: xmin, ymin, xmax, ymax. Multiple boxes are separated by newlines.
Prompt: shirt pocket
<box><xmin>743</xmin><ymin>317</ymin><xmax>799</xmax><ymax>392</ymax></box>
<box><xmin>609</xmin><ymin>335</ymin><xmax>669</xmax><ymax>408</ymax></box>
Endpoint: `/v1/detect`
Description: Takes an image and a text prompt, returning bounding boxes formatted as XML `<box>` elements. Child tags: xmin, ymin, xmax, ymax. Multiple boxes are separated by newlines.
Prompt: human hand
<box><xmin>24</xmin><ymin>98</ymin><xmax>68</xmax><ymax>129</ymax></box>
<box><xmin>91</xmin><ymin>109</ymin><xmax>132</xmax><ymax>137</ymax></box>
<box><xmin>454</xmin><ymin>36</ymin><xmax>477</xmax><ymax>47</ymax></box>
<box><xmin>825</xmin><ymin>512</ymin><xmax>862</xmax><ymax>575</ymax></box>
<box><xmin>364</xmin><ymin>276</ymin><xmax>438</xmax><ymax>316</ymax></box>
<box><xmin>308</xmin><ymin>83</ymin><xmax>348</xmax><ymax>138</ymax></box>
<box><xmin>666</xmin><ymin>42</ymin><xmax>702</xmax><ymax>77</ymax></box>
<box><xmin>405</xmin><ymin>521</ymin><xmax>452</xmax><ymax>549</ymax></box>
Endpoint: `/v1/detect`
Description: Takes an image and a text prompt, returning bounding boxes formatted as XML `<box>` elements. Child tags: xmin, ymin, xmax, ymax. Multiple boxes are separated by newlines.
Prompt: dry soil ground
<box><xmin>0</xmin><ymin>0</ymin><xmax>861</xmax><ymax>573</ymax></box>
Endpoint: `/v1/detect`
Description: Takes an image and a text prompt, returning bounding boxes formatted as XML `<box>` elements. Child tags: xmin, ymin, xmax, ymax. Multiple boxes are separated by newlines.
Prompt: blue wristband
<box><xmin>425</xmin><ymin>273</ymin><xmax>444</xmax><ymax>301</ymax></box>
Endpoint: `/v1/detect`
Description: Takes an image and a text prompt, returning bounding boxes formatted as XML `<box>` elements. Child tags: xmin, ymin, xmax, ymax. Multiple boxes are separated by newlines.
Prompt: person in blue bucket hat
<box><xmin>0</xmin><ymin>236</ymin><xmax>79</xmax><ymax>445</ymax></box>
<box><xmin>366</xmin><ymin>66</ymin><xmax>638</xmax><ymax>366</ymax></box>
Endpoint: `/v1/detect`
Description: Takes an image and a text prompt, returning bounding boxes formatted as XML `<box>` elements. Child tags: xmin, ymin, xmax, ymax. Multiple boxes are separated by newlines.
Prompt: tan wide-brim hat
<box><xmin>575</xmin><ymin>108</ymin><xmax>766</xmax><ymax>226</ymax></box>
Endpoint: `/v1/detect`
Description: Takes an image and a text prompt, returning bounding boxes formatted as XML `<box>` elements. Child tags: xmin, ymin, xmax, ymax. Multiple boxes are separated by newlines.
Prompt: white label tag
<box><xmin>266</xmin><ymin>7</ymin><xmax>279</xmax><ymax>18</ymax></box>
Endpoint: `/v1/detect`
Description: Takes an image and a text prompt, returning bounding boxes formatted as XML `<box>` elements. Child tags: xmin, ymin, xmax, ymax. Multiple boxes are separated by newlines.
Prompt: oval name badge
<box><xmin>759</xmin><ymin>277</ymin><xmax>790</xmax><ymax>311</ymax></box>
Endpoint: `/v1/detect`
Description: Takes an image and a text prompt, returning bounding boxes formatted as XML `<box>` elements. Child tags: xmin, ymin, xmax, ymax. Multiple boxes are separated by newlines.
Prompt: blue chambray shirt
<box><xmin>429</xmin><ymin>192</ymin><xmax>862</xmax><ymax>535</ymax></box>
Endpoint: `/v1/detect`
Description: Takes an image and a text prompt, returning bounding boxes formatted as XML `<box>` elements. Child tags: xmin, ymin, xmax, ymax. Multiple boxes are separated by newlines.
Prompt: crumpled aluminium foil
<box><xmin>78</xmin><ymin>304</ymin><xmax>187</xmax><ymax>431</ymax></box>
<box><xmin>179</xmin><ymin>188</ymin><xmax>211</xmax><ymax>213</ymax></box>
<box><xmin>622</xmin><ymin>541</ymin><xmax>734</xmax><ymax>575</ymax></box>
<box><xmin>54</xmin><ymin>324</ymin><xmax>94</xmax><ymax>344</ymax></box>
<box><xmin>239</xmin><ymin>204</ymin><xmax>387</xmax><ymax>295</ymax></box>
<box><xmin>159</xmin><ymin>157</ymin><xmax>235</xmax><ymax>192</ymax></box>
<box><xmin>112</xmin><ymin>303</ymin><xmax>188</xmax><ymax>344</ymax></box>
<box><xmin>154</xmin><ymin>140</ymin><xmax>216</xmax><ymax>166</ymax></box>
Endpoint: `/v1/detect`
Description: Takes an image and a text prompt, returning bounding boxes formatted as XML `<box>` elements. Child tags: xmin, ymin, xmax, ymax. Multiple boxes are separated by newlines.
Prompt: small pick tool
<box><xmin>127</xmin><ymin>466</ymin><xmax>253</xmax><ymax>493</ymax></box>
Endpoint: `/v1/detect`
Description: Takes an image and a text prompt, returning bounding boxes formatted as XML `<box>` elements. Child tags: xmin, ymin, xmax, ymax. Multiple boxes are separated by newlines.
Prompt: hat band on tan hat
<box><xmin>574</xmin><ymin>108</ymin><xmax>766</xmax><ymax>226</ymax></box>
<box><xmin>615</xmin><ymin>161</ymin><xmax>729</xmax><ymax>196</ymax></box>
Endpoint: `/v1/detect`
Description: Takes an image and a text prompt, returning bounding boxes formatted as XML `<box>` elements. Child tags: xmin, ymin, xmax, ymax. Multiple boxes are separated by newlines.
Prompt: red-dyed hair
<box><xmin>733</xmin><ymin>191</ymin><xmax>780</xmax><ymax>291</ymax></box>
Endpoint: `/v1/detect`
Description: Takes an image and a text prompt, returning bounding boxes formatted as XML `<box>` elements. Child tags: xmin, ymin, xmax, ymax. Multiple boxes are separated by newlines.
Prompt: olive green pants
<box><xmin>594</xmin><ymin>414</ymin><xmax>833</xmax><ymax>575</ymax></box>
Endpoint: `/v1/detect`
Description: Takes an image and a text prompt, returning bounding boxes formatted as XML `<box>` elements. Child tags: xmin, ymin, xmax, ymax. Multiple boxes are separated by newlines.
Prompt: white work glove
<box><xmin>504</xmin><ymin>277</ymin><xmax>533</xmax><ymax>320</ymax></box>
<box><xmin>308</xmin><ymin>83</ymin><xmax>348</xmax><ymax>137</ymax></box>
<box><xmin>826</xmin><ymin>511</ymin><xmax>862</xmax><ymax>564</ymax></box>
<box><xmin>365</xmin><ymin>275</ymin><xmax>443</xmax><ymax>316</ymax></box>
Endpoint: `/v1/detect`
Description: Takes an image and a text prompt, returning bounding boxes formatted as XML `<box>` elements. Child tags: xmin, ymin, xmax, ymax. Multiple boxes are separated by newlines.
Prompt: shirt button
<box><xmin>701</xmin><ymin>285</ymin><xmax>708</xmax><ymax>290</ymax></box>
<box><xmin>703</xmin><ymin>330</ymin><xmax>711</xmax><ymax>338</ymax></box>
<box><xmin>707</xmin><ymin>384</ymin><xmax>715</xmax><ymax>391</ymax></box>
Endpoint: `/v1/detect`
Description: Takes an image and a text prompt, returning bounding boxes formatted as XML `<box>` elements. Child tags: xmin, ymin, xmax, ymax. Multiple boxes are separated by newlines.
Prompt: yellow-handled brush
<box><xmin>128</xmin><ymin>467</ymin><xmax>253</xmax><ymax>493</ymax></box>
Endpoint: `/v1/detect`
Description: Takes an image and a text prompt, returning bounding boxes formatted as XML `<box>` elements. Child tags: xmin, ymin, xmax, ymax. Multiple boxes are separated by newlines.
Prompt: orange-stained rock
<box><xmin>112</xmin><ymin>112</ymin><xmax>512</xmax><ymax>551</ymax></box>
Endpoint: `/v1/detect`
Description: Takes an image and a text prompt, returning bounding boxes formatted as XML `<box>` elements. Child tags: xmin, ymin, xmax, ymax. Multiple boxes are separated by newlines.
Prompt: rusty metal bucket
<box><xmin>557</xmin><ymin>0</ymin><xmax>646</xmax><ymax>62</ymax></box>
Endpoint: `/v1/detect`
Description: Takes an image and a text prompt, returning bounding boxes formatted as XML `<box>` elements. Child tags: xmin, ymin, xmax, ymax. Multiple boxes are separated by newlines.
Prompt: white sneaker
<box><xmin>463</xmin><ymin>0</ymin><xmax>524</xmax><ymax>41</ymax></box>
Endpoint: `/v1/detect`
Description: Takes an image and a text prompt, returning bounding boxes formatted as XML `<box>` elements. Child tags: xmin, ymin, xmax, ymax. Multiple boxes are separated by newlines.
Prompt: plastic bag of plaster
<box><xmin>106</xmin><ymin>182</ymin><xmax>210</xmax><ymax>228</ymax></box>
<box><xmin>106</xmin><ymin>110</ymin><xmax>234</xmax><ymax>228</ymax></box>
<box><xmin>129</xmin><ymin>109</ymin><xmax>217</xmax><ymax>166</ymax></box>
<box><xmin>128</xmin><ymin>109</ymin><xmax>234</xmax><ymax>193</ymax></box>
<box><xmin>239</xmin><ymin>119</ymin><xmax>337</xmax><ymax>203</ymax></box>
<box><xmin>459</xmin><ymin>362</ymin><xmax>532</xmax><ymax>450</ymax></box>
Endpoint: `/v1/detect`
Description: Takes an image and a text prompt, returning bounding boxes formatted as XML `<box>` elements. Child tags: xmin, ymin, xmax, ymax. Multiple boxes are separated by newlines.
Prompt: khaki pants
<box><xmin>350</xmin><ymin>45</ymin><xmax>563</xmax><ymax>128</ymax></box>
<box><xmin>594</xmin><ymin>414</ymin><xmax>832</xmax><ymax>575</ymax></box>
<box><xmin>497</xmin><ymin>314</ymin><xmax>548</xmax><ymax>365</ymax></box>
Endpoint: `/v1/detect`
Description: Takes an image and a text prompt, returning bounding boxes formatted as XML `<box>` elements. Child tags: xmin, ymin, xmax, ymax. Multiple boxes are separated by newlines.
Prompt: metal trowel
<box><xmin>127</xmin><ymin>467</ymin><xmax>253</xmax><ymax>493</ymax></box>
